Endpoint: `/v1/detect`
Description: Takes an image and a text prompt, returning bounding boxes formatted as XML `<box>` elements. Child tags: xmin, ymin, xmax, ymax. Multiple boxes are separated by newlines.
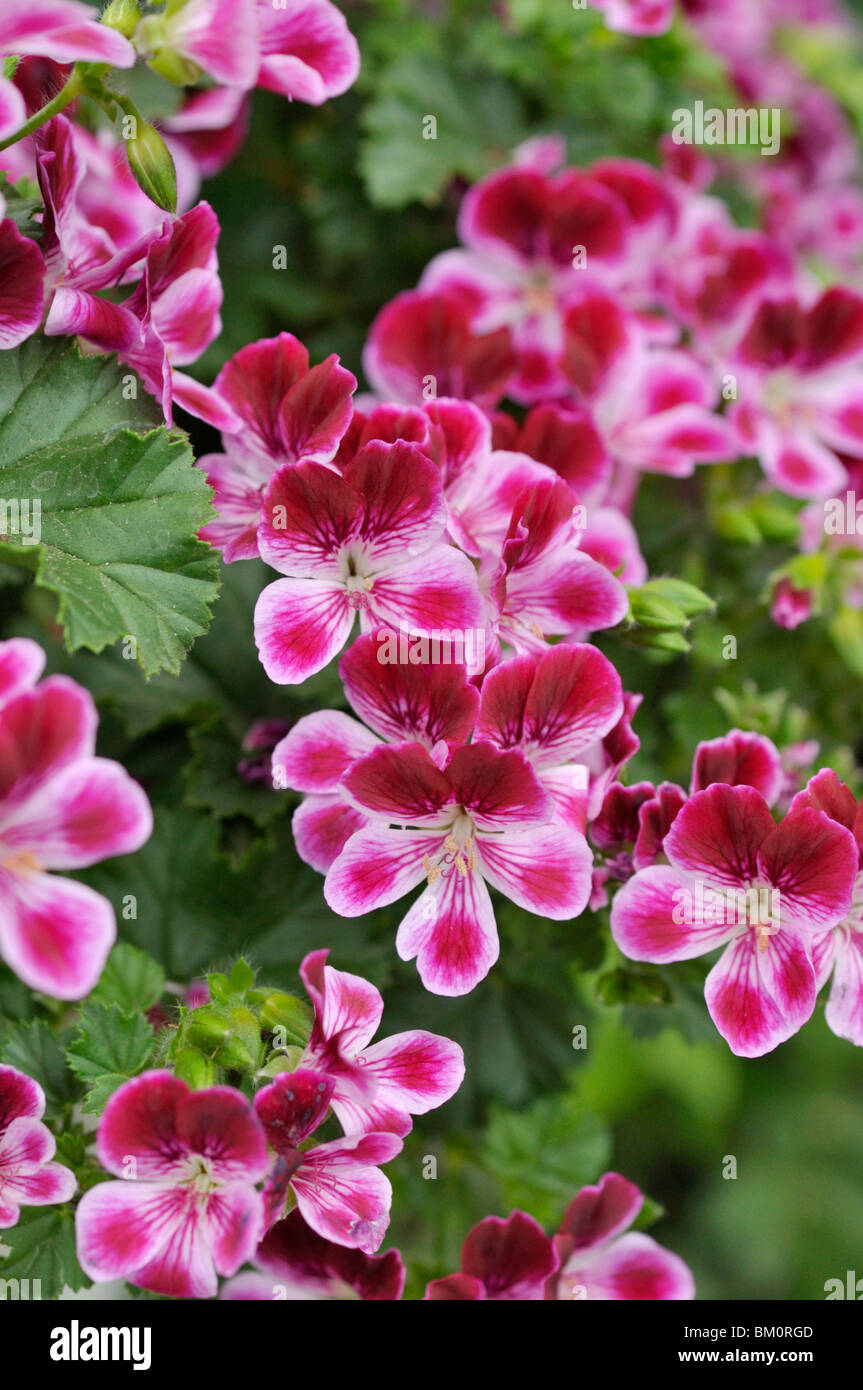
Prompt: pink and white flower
<box><xmin>253</xmin><ymin>442</ymin><xmax>483</xmax><ymax>684</ymax></box>
<box><xmin>198</xmin><ymin>333</ymin><xmax>356</xmax><ymax>562</ymax></box>
<box><xmin>255</xmin><ymin>0</ymin><xmax>360</xmax><ymax>105</ymax></box>
<box><xmin>0</xmin><ymin>195</ymin><xmax>45</xmax><ymax>349</ymax></box>
<box><xmin>611</xmin><ymin>782</ymin><xmax>858</xmax><ymax>1056</ymax></box>
<box><xmin>0</xmin><ymin>1065</ymin><xmax>76</xmax><ymax>1228</ymax></box>
<box><xmin>0</xmin><ymin>647</ymin><xmax>152</xmax><ymax>999</ymax></box>
<box><xmin>221</xmin><ymin>1209</ymin><xmax>404</xmax><ymax>1299</ymax></box>
<box><xmin>325</xmin><ymin>739</ymin><xmax>594</xmax><ymax>995</ymax></box>
<box><xmin>297</xmin><ymin>948</ymin><xmax>465</xmax><ymax>1137</ymax></box>
<box><xmin>548</xmin><ymin>1172</ymin><xmax>695</xmax><ymax>1301</ymax></box>
<box><xmin>75</xmin><ymin>1072</ymin><xmax>270</xmax><ymax>1299</ymax></box>
<box><xmin>0</xmin><ymin>0</ymin><xmax>135</xmax><ymax>69</ymax></box>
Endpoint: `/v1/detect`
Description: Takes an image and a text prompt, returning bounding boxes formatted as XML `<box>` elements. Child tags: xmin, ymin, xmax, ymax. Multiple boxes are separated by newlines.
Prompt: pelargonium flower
<box><xmin>0</xmin><ymin>645</ymin><xmax>152</xmax><ymax>999</ymax></box>
<box><xmin>475</xmin><ymin>643</ymin><xmax>624</xmax><ymax>830</ymax></box>
<box><xmin>273</xmin><ymin>631</ymin><xmax>479</xmax><ymax>871</ymax></box>
<box><xmin>0</xmin><ymin>0</ymin><xmax>135</xmax><ymax>69</ymax></box>
<box><xmin>297</xmin><ymin>949</ymin><xmax>464</xmax><ymax>1136</ymax></box>
<box><xmin>0</xmin><ymin>1065</ymin><xmax>76</xmax><ymax>1228</ymax></box>
<box><xmin>75</xmin><ymin>1072</ymin><xmax>270</xmax><ymax>1298</ymax></box>
<box><xmin>728</xmin><ymin>286</ymin><xmax>863</xmax><ymax>498</ymax></box>
<box><xmin>425</xmin><ymin>1210</ymin><xmax>558</xmax><ymax>1300</ymax></box>
<box><xmin>548</xmin><ymin>1172</ymin><xmax>695</xmax><ymax>1301</ymax></box>
<box><xmin>611</xmin><ymin>783</ymin><xmax>858</xmax><ymax>1056</ymax></box>
<box><xmin>254</xmin><ymin>1069</ymin><xmax>402</xmax><ymax>1253</ymax></box>
<box><xmin>221</xmin><ymin>1209</ymin><xmax>404</xmax><ymax>1300</ymax></box>
<box><xmin>491</xmin><ymin>400</ymin><xmax>611</xmax><ymax>504</ymax></box>
<box><xmin>791</xmin><ymin>769</ymin><xmax>863</xmax><ymax>1046</ymax></box>
<box><xmin>488</xmin><ymin>476</ymin><xmax>629</xmax><ymax>653</ymax></box>
<box><xmin>0</xmin><ymin>197</ymin><xmax>44</xmax><ymax>348</ymax></box>
<box><xmin>363</xmin><ymin>289</ymin><xmax>516</xmax><ymax>409</ymax></box>
<box><xmin>253</xmin><ymin>442</ymin><xmax>483</xmax><ymax>684</ymax></box>
<box><xmin>198</xmin><ymin>333</ymin><xmax>356</xmax><ymax>561</ymax></box>
<box><xmin>325</xmin><ymin>740</ymin><xmax>594</xmax><ymax>995</ymax></box>
<box><xmin>139</xmin><ymin>0</ymin><xmax>261</xmax><ymax>88</ymax></box>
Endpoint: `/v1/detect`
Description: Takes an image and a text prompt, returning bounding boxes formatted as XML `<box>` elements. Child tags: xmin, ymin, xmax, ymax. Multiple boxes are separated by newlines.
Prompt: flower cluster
<box><xmin>74</xmin><ymin>950</ymin><xmax>462</xmax><ymax>1295</ymax></box>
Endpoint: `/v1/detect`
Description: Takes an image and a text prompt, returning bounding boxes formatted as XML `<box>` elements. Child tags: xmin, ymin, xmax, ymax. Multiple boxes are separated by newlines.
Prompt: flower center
<box><xmin>183</xmin><ymin>1155</ymin><xmax>217</xmax><ymax>1195</ymax></box>
<box><xmin>423</xmin><ymin>813</ymin><xmax>477</xmax><ymax>885</ymax></box>
<box><xmin>2</xmin><ymin>848</ymin><xmax>43</xmax><ymax>877</ymax></box>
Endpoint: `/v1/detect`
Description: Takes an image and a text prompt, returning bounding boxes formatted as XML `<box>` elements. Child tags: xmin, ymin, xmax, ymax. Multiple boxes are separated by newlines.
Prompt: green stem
<box><xmin>0</xmin><ymin>65</ymin><xmax>85</xmax><ymax>153</ymax></box>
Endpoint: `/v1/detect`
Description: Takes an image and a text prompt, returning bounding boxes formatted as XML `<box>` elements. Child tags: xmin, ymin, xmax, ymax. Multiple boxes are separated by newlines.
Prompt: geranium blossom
<box><xmin>611</xmin><ymin>782</ymin><xmax>858</xmax><ymax>1055</ymax></box>
<box><xmin>253</xmin><ymin>442</ymin><xmax>483</xmax><ymax>683</ymax></box>
<box><xmin>325</xmin><ymin>739</ymin><xmax>594</xmax><ymax>995</ymax></box>
<box><xmin>0</xmin><ymin>642</ymin><xmax>152</xmax><ymax>999</ymax></box>
<box><xmin>0</xmin><ymin>1065</ymin><xmax>76</xmax><ymax>1228</ymax></box>
<box><xmin>297</xmin><ymin>948</ymin><xmax>464</xmax><ymax>1136</ymax></box>
<box><xmin>425</xmin><ymin>1210</ymin><xmax>558</xmax><ymax>1300</ymax></box>
<box><xmin>75</xmin><ymin>1072</ymin><xmax>270</xmax><ymax>1298</ymax></box>
<box><xmin>221</xmin><ymin>1209</ymin><xmax>404</xmax><ymax>1299</ymax></box>
<box><xmin>0</xmin><ymin>0</ymin><xmax>135</xmax><ymax>70</ymax></box>
<box><xmin>548</xmin><ymin>1172</ymin><xmax>695</xmax><ymax>1301</ymax></box>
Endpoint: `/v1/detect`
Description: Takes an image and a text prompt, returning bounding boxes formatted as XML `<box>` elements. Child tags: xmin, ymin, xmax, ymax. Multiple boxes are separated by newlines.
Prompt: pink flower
<box><xmin>0</xmin><ymin>198</ymin><xmax>44</xmax><ymax>348</ymax></box>
<box><xmin>475</xmin><ymin>643</ymin><xmax>624</xmax><ymax>831</ymax></box>
<box><xmin>198</xmin><ymin>333</ymin><xmax>356</xmax><ymax>562</ymax></box>
<box><xmin>493</xmin><ymin>400</ymin><xmax>611</xmax><ymax>504</ymax></box>
<box><xmin>770</xmin><ymin>576</ymin><xmax>814</xmax><ymax>629</ymax></box>
<box><xmin>146</xmin><ymin>0</ymin><xmax>261</xmax><ymax>88</ymax></box>
<box><xmin>0</xmin><ymin>644</ymin><xmax>152</xmax><ymax>999</ymax></box>
<box><xmin>0</xmin><ymin>0</ymin><xmax>135</xmax><ymax>68</ymax></box>
<box><xmin>0</xmin><ymin>1065</ymin><xmax>76</xmax><ymax>1228</ymax></box>
<box><xmin>425</xmin><ymin>1210</ymin><xmax>558</xmax><ymax>1300</ymax></box>
<box><xmin>254</xmin><ymin>1070</ymin><xmax>401</xmax><ymax>1253</ymax></box>
<box><xmin>273</xmin><ymin>630</ymin><xmax>479</xmax><ymax>871</ymax></box>
<box><xmin>75</xmin><ymin>1072</ymin><xmax>270</xmax><ymax>1298</ymax></box>
<box><xmin>221</xmin><ymin>1209</ymin><xmax>404</xmax><ymax>1299</ymax></box>
<box><xmin>791</xmin><ymin>770</ymin><xmax>863</xmax><ymax>1046</ymax></box>
<box><xmin>253</xmin><ymin>442</ymin><xmax>483</xmax><ymax>684</ymax></box>
<box><xmin>549</xmin><ymin>1172</ymin><xmax>695</xmax><ymax>1300</ymax></box>
<box><xmin>489</xmin><ymin>476</ymin><xmax>628</xmax><ymax>652</ymax></box>
<box><xmin>588</xmin><ymin>0</ymin><xmax>676</xmax><ymax>37</ymax></box>
<box><xmin>325</xmin><ymin>740</ymin><xmax>594</xmax><ymax>995</ymax></box>
<box><xmin>728</xmin><ymin>286</ymin><xmax>863</xmax><ymax>498</ymax></box>
<box><xmin>297</xmin><ymin>948</ymin><xmax>464</xmax><ymax>1137</ymax></box>
<box><xmin>255</xmin><ymin>0</ymin><xmax>360</xmax><ymax>105</ymax></box>
<box><xmin>611</xmin><ymin>782</ymin><xmax>858</xmax><ymax>1056</ymax></box>
<box><xmin>363</xmin><ymin>289</ymin><xmax>516</xmax><ymax>409</ymax></box>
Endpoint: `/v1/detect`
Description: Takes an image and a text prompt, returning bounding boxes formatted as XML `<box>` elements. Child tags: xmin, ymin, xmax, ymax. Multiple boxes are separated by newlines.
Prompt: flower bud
<box><xmin>628</xmin><ymin>589</ymin><xmax>688</xmax><ymax>631</ymax></box>
<box><xmin>259</xmin><ymin>991</ymin><xmax>313</xmax><ymax>1044</ymax></box>
<box><xmin>173</xmin><ymin>1046</ymin><xmax>216</xmax><ymax>1089</ymax></box>
<box><xmin>101</xmin><ymin>0</ymin><xmax>141</xmax><ymax>39</ymax></box>
<box><xmin>125</xmin><ymin>120</ymin><xmax>177</xmax><ymax>213</ymax></box>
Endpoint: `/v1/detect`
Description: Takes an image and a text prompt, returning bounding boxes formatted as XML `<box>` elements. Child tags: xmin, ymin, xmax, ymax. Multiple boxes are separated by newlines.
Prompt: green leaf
<box><xmin>90</xmin><ymin>943</ymin><xmax>165</xmax><ymax>1014</ymax></box>
<box><xmin>0</xmin><ymin>1019</ymin><xmax>79</xmax><ymax>1113</ymax></box>
<box><xmin>359</xmin><ymin>55</ymin><xmax>526</xmax><ymax>207</ymax></box>
<box><xmin>0</xmin><ymin>337</ymin><xmax>220</xmax><ymax>676</ymax></box>
<box><xmin>0</xmin><ymin>1206</ymin><xmax>88</xmax><ymax>1299</ymax></box>
<box><xmin>66</xmin><ymin>1002</ymin><xmax>154</xmax><ymax>1112</ymax></box>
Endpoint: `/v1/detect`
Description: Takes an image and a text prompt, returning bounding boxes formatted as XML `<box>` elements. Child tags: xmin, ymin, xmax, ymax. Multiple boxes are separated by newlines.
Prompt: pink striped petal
<box><xmin>257</xmin><ymin>0</ymin><xmax>361</xmax><ymax>104</ymax></box>
<box><xmin>258</xmin><ymin>460</ymin><xmax>359</xmax><ymax>577</ymax></box>
<box><xmin>292</xmin><ymin>795</ymin><xmax>368</xmax><ymax>873</ymax></box>
<box><xmin>254</xmin><ymin>576</ymin><xmax>354</xmax><ymax>684</ymax></box>
<box><xmin>560</xmin><ymin>1231</ymin><xmax>694</xmax><ymax>1300</ymax></box>
<box><xmin>273</xmin><ymin>711</ymin><xmax>379</xmax><ymax>793</ymax></box>
<box><xmin>460</xmin><ymin>1210</ymin><xmax>557</xmax><ymax>1299</ymax></box>
<box><xmin>757</xmin><ymin>806</ymin><xmax>858</xmax><ymax>934</ymax></box>
<box><xmin>476</xmin><ymin>823</ymin><xmax>593</xmax><ymax>919</ymax></box>
<box><xmin>610</xmin><ymin>864</ymin><xmax>735</xmax><ymax>963</ymax></box>
<box><xmin>292</xmin><ymin>1133</ymin><xmax>401</xmax><ymax>1254</ymax></box>
<box><xmin>339</xmin><ymin>632</ymin><xmax>479</xmax><ymax>747</ymax></box>
<box><xmin>690</xmin><ymin>730</ymin><xmax>783</xmax><ymax>804</ymax></box>
<box><xmin>342</xmin><ymin>440</ymin><xmax>447</xmax><ymax>565</ymax></box>
<box><xmin>365</xmin><ymin>546</ymin><xmax>483</xmax><ymax>637</ymax></box>
<box><xmin>824</xmin><ymin>927</ymin><xmax>863</xmax><ymax>1045</ymax></box>
<box><xmin>0</xmin><ymin>1065</ymin><xmax>45</xmax><ymax>1126</ymax></box>
<box><xmin>664</xmin><ymin>784</ymin><xmax>775</xmax><ymax>889</ymax></box>
<box><xmin>0</xmin><ymin>1114</ymin><xmax>55</xmax><ymax>1171</ymax></box>
<box><xmin>0</xmin><ymin>0</ymin><xmax>136</xmax><ymax>65</ymax></box>
<box><xmin>167</xmin><ymin>0</ymin><xmax>260</xmax><ymax>87</ymax></box>
<box><xmin>0</xmin><ymin>757</ymin><xmax>151</xmax><ymax>869</ymax></box>
<box><xmin>300</xmin><ymin>948</ymin><xmax>383</xmax><ymax>1054</ymax></box>
<box><xmin>558</xmin><ymin>1172</ymin><xmax>643</xmax><ymax>1252</ymax></box>
<box><xmin>343</xmin><ymin>1030</ymin><xmax>465</xmax><ymax>1137</ymax></box>
<box><xmin>339</xmin><ymin>741</ymin><xmax>454</xmax><ymax>825</ymax></box>
<box><xmin>326</xmin><ymin>826</ymin><xmax>438</xmax><ymax>917</ymax></box>
<box><xmin>704</xmin><ymin>928</ymin><xmax>816</xmax><ymax>1057</ymax></box>
<box><xmin>1</xmin><ymin>1159</ymin><xmax>75</xmax><ymax>1214</ymax></box>
<box><xmin>0</xmin><ymin>218</ymin><xmax>45</xmax><ymax>349</ymax></box>
<box><xmin>0</xmin><ymin>870</ymin><xmax>114</xmax><ymax>999</ymax></box>
<box><xmin>395</xmin><ymin>869</ymin><xmax>499</xmax><ymax>996</ymax></box>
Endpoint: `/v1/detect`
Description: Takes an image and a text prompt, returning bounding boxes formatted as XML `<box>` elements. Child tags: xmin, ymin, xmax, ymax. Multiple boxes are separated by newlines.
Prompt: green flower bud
<box><xmin>125</xmin><ymin>120</ymin><xmax>177</xmax><ymax>213</ymax></box>
<box><xmin>174</xmin><ymin>1046</ymin><xmax>216</xmax><ymax>1089</ymax></box>
<box><xmin>101</xmin><ymin>0</ymin><xmax>142</xmax><ymax>39</ymax></box>
<box><xmin>259</xmin><ymin>991</ymin><xmax>313</xmax><ymax>1044</ymax></box>
<box><xmin>629</xmin><ymin>590</ymin><xmax>689</xmax><ymax>631</ymax></box>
